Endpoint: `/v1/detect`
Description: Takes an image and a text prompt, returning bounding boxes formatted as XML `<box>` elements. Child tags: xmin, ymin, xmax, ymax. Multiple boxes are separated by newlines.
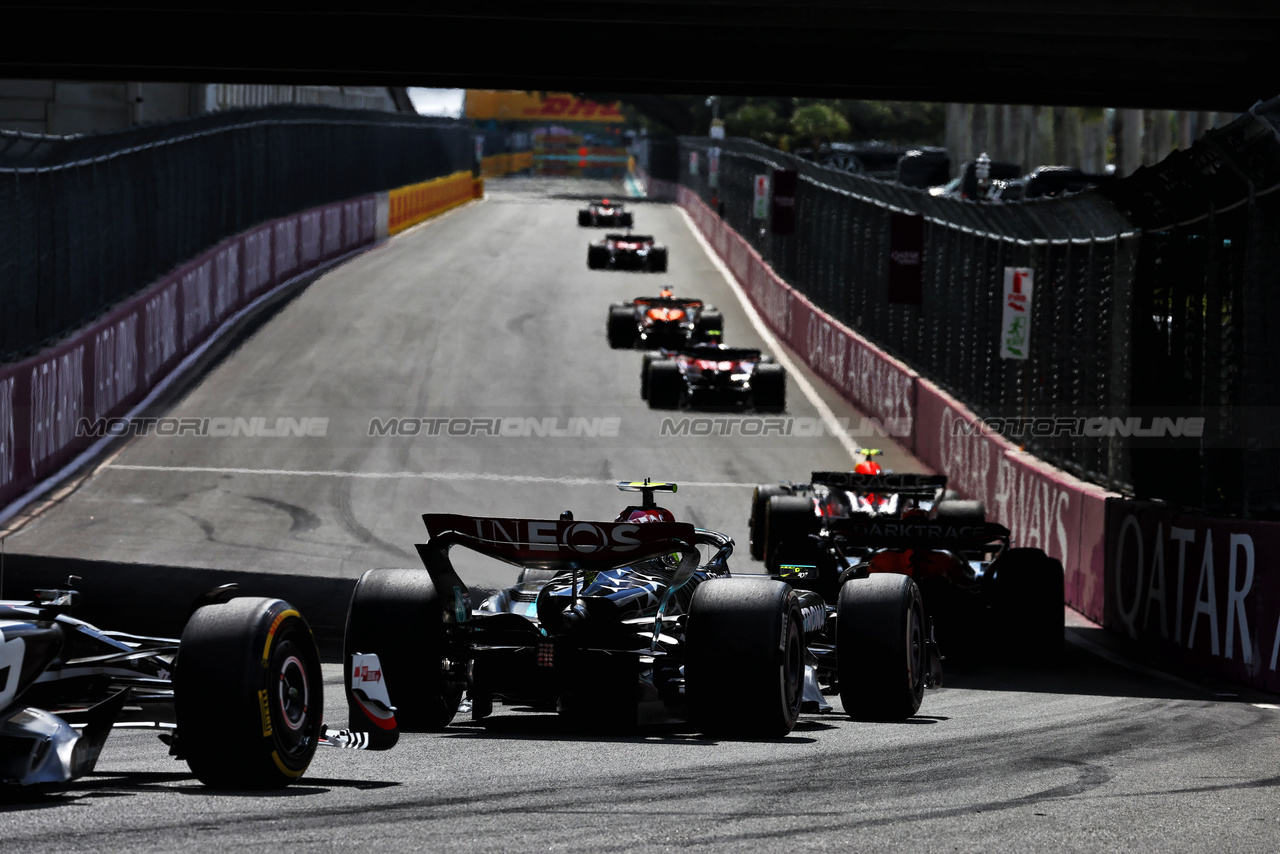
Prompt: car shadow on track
<box><xmin>936</xmin><ymin>629</ymin><xmax>1262</xmax><ymax>703</ymax></box>
<box><xmin>443</xmin><ymin>714</ymin><xmax>819</xmax><ymax>745</ymax></box>
<box><xmin>0</xmin><ymin>772</ymin><xmax>401</xmax><ymax>810</ymax></box>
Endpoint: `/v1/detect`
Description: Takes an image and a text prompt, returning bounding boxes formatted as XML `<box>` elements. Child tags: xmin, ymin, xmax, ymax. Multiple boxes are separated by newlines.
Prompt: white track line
<box><xmin>105</xmin><ymin>464</ymin><xmax>755</xmax><ymax>489</ymax></box>
<box><xmin>674</xmin><ymin>207</ymin><xmax>862</xmax><ymax>465</ymax></box>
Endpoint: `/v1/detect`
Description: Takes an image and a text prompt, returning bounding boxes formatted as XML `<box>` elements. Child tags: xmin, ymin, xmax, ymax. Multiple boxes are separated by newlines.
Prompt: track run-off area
<box><xmin>2</xmin><ymin>178</ymin><xmax>1278</xmax><ymax>853</ymax></box>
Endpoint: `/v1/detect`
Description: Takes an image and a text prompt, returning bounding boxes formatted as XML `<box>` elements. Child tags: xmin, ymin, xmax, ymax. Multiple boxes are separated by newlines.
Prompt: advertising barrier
<box><xmin>1106</xmin><ymin>500</ymin><xmax>1280</xmax><ymax>693</ymax></box>
<box><xmin>2</xmin><ymin>165</ymin><xmax>481</xmax><ymax>525</ymax></box>
<box><xmin>0</xmin><ymin>193</ymin><xmax>380</xmax><ymax>519</ymax></box>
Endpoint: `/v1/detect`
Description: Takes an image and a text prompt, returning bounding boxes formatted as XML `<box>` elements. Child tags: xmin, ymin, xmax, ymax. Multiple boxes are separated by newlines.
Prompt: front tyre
<box><xmin>345</xmin><ymin>568</ymin><xmax>462</xmax><ymax>731</ymax></box>
<box><xmin>836</xmin><ymin>574</ymin><xmax>927</xmax><ymax>720</ymax></box>
<box><xmin>175</xmin><ymin>597</ymin><xmax>323</xmax><ymax>789</ymax></box>
<box><xmin>686</xmin><ymin>578</ymin><xmax>804</xmax><ymax>738</ymax></box>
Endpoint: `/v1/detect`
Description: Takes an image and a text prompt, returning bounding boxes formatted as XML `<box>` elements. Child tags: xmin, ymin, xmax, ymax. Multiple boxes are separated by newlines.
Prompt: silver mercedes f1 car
<box><xmin>343</xmin><ymin>480</ymin><xmax>938</xmax><ymax>738</ymax></box>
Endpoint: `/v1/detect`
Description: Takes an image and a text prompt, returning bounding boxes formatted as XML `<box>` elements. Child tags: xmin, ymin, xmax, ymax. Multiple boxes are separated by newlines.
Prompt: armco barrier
<box><xmin>388</xmin><ymin>171</ymin><xmax>484</xmax><ymax>235</ymax></box>
<box><xmin>665</xmin><ymin>174</ymin><xmax>1115</xmax><ymax>624</ymax></box>
<box><xmin>1106</xmin><ymin>500</ymin><xmax>1280</xmax><ymax>693</ymax></box>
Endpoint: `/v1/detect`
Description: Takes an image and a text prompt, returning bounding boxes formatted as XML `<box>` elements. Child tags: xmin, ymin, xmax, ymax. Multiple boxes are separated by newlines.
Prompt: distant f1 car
<box><xmin>607</xmin><ymin>288</ymin><xmax>723</xmax><ymax>349</ymax></box>
<box><xmin>0</xmin><ymin>583</ymin><xmax>395</xmax><ymax>789</ymax></box>
<box><xmin>587</xmin><ymin>233</ymin><xmax>668</xmax><ymax>272</ymax></box>
<box><xmin>752</xmin><ymin>470</ymin><xmax>1064</xmax><ymax>663</ymax></box>
<box><xmin>640</xmin><ymin>343</ymin><xmax>785</xmax><ymax>412</ymax></box>
<box><xmin>749</xmin><ymin>450</ymin><xmax>945</xmax><ymax>566</ymax></box>
<box><xmin>578</xmin><ymin>198</ymin><xmax>633</xmax><ymax>228</ymax></box>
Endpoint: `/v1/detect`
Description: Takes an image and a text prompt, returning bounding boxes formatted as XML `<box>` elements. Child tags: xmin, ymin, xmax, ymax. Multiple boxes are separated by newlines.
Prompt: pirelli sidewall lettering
<box><xmin>1106</xmin><ymin>500</ymin><xmax>1280</xmax><ymax>693</ymax></box>
<box><xmin>0</xmin><ymin>196</ymin><xmax>380</xmax><ymax>514</ymax></box>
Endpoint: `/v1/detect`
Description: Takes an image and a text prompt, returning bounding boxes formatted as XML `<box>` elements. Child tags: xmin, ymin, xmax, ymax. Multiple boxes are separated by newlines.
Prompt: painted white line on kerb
<box><xmin>674</xmin><ymin>207</ymin><xmax>862</xmax><ymax>466</ymax></box>
<box><xmin>104</xmin><ymin>464</ymin><xmax>756</xmax><ymax>489</ymax></box>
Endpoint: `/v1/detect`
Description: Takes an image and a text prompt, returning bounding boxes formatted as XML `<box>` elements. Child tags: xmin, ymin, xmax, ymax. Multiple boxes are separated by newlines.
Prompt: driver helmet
<box><xmin>854</xmin><ymin>459</ymin><xmax>882</xmax><ymax>475</ymax></box>
<box><xmin>622</xmin><ymin>507</ymin><xmax>676</xmax><ymax>524</ymax></box>
<box><xmin>660</xmin><ymin>287</ymin><xmax>674</xmax><ymax>298</ymax></box>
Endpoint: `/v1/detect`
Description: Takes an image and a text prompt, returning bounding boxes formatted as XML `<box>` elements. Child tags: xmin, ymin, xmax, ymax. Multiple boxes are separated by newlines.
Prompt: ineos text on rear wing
<box><xmin>420</xmin><ymin>514</ymin><xmax>697</xmax><ymax>571</ymax></box>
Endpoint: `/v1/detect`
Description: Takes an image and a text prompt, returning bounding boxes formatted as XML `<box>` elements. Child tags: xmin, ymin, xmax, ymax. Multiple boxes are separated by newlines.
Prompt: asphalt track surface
<box><xmin>2</xmin><ymin>178</ymin><xmax>1279</xmax><ymax>852</ymax></box>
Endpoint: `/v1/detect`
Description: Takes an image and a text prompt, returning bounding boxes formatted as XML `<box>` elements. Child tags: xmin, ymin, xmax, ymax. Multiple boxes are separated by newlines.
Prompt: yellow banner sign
<box><xmin>465</xmin><ymin>90</ymin><xmax>625</xmax><ymax>122</ymax></box>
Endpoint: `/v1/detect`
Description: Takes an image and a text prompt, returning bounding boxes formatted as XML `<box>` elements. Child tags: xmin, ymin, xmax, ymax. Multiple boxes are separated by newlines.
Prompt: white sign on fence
<box><xmin>1000</xmin><ymin>267</ymin><xmax>1034</xmax><ymax>359</ymax></box>
<box><xmin>753</xmin><ymin>174</ymin><xmax>770</xmax><ymax>218</ymax></box>
<box><xmin>689</xmin><ymin>151</ymin><xmax>700</xmax><ymax>176</ymax></box>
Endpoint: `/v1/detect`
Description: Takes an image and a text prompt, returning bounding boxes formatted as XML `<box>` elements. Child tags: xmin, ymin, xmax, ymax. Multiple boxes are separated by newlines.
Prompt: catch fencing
<box><xmin>0</xmin><ymin>105</ymin><xmax>472</xmax><ymax>363</ymax></box>
<box><xmin>666</xmin><ymin>99</ymin><xmax>1280</xmax><ymax>520</ymax></box>
<box><xmin>675</xmin><ymin>135</ymin><xmax>1138</xmax><ymax>495</ymax></box>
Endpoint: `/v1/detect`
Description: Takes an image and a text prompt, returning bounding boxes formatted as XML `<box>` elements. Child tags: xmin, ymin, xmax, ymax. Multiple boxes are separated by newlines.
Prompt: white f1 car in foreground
<box><xmin>0</xmin><ymin>581</ymin><xmax>396</xmax><ymax>789</ymax></box>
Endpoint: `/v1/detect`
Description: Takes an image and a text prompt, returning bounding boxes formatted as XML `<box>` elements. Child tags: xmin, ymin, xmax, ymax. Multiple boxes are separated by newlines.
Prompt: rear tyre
<box><xmin>753</xmin><ymin>363</ymin><xmax>786</xmax><ymax>413</ymax></box>
<box><xmin>578</xmin><ymin>210</ymin><xmax>591</xmax><ymax>227</ymax></box>
<box><xmin>836</xmin><ymin>574</ymin><xmax>927</xmax><ymax>720</ymax></box>
<box><xmin>619</xmin><ymin>212</ymin><xmax>634</xmax><ymax>228</ymax></box>
<box><xmin>764</xmin><ymin>495</ymin><xmax>819</xmax><ymax>573</ymax></box>
<box><xmin>345</xmin><ymin>568</ymin><xmax>462</xmax><ymax>732</ymax></box>
<box><xmin>686</xmin><ymin>578</ymin><xmax>804</xmax><ymax>738</ymax></box>
<box><xmin>649</xmin><ymin>247</ymin><xmax>669</xmax><ymax>273</ymax></box>
<box><xmin>175</xmin><ymin>597</ymin><xmax>323</xmax><ymax>789</ymax></box>
<box><xmin>587</xmin><ymin>245</ymin><xmax>609</xmax><ymax>269</ymax></box>
<box><xmin>990</xmin><ymin>548</ymin><xmax>1065</xmax><ymax>662</ymax></box>
<box><xmin>608</xmin><ymin>306</ymin><xmax>637</xmax><ymax>349</ymax></box>
<box><xmin>749</xmin><ymin>484</ymin><xmax>788</xmax><ymax>561</ymax></box>
<box><xmin>646</xmin><ymin>360</ymin><xmax>683</xmax><ymax>409</ymax></box>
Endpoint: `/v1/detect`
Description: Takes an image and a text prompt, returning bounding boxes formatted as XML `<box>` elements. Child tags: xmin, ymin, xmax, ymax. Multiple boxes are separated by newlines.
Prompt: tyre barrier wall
<box><xmin>481</xmin><ymin>151</ymin><xmax>534</xmax><ymax>178</ymax></box>
<box><xmin>645</xmin><ymin>166</ymin><xmax>1113</xmax><ymax>625</ymax></box>
<box><xmin>1105</xmin><ymin>500</ymin><xmax>1280</xmax><ymax>693</ymax></box>
<box><xmin>0</xmin><ymin>170</ymin><xmax>480</xmax><ymax>524</ymax></box>
<box><xmin>387</xmin><ymin>171</ymin><xmax>484</xmax><ymax>236</ymax></box>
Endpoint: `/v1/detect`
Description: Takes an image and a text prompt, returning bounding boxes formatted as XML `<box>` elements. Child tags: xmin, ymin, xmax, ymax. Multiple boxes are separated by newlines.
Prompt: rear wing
<box><xmin>632</xmin><ymin>297</ymin><xmax>704</xmax><ymax>308</ymax></box>
<box><xmin>420</xmin><ymin>514</ymin><xmax>696</xmax><ymax>572</ymax></box>
<box><xmin>417</xmin><ymin>514</ymin><xmax>702</xmax><ymax>626</ymax></box>
<box><xmin>606</xmin><ymin>233</ymin><xmax>653</xmax><ymax>242</ymax></box>
<box><xmin>810</xmin><ymin>472</ymin><xmax>948</xmax><ymax>498</ymax></box>
<box><xmin>827</xmin><ymin>516</ymin><xmax>1010</xmax><ymax>552</ymax></box>
<box><xmin>671</xmin><ymin>346</ymin><xmax>763</xmax><ymax>360</ymax></box>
